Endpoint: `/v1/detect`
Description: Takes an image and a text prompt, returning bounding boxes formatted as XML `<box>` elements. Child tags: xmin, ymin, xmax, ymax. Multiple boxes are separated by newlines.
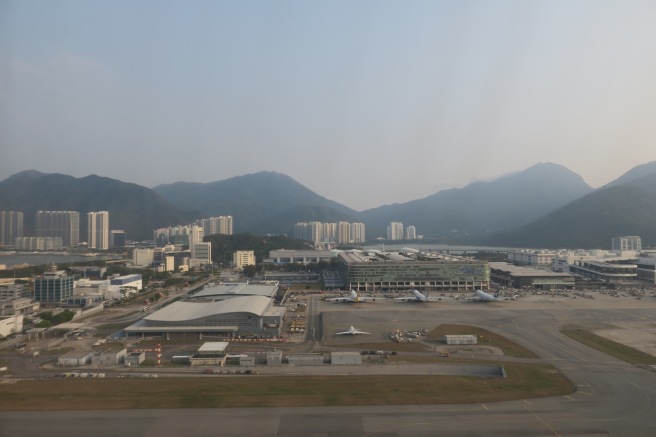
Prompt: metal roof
<box><xmin>144</xmin><ymin>295</ymin><xmax>273</xmax><ymax>323</ymax></box>
<box><xmin>198</xmin><ymin>342</ymin><xmax>229</xmax><ymax>353</ymax></box>
<box><xmin>193</xmin><ymin>283</ymin><xmax>278</xmax><ymax>299</ymax></box>
<box><xmin>489</xmin><ymin>262</ymin><xmax>572</xmax><ymax>277</ymax></box>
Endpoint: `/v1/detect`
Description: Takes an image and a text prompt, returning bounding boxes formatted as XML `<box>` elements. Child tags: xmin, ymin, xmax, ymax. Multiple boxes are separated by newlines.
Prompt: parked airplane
<box><xmin>326</xmin><ymin>289</ymin><xmax>385</xmax><ymax>303</ymax></box>
<box><xmin>335</xmin><ymin>326</ymin><xmax>370</xmax><ymax>335</ymax></box>
<box><xmin>471</xmin><ymin>289</ymin><xmax>502</xmax><ymax>302</ymax></box>
<box><xmin>394</xmin><ymin>289</ymin><xmax>443</xmax><ymax>302</ymax></box>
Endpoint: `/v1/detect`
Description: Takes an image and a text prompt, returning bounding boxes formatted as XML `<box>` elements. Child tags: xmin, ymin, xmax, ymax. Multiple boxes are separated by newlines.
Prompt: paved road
<box><xmin>2</xmin><ymin>295</ymin><xmax>656</xmax><ymax>436</ymax></box>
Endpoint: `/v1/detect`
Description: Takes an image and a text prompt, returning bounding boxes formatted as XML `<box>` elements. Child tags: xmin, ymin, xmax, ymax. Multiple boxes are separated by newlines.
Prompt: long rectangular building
<box><xmin>337</xmin><ymin>251</ymin><xmax>490</xmax><ymax>292</ymax></box>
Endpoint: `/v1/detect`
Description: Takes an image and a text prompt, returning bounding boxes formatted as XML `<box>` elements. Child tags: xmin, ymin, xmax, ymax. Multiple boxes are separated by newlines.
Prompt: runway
<box><xmin>2</xmin><ymin>295</ymin><xmax>656</xmax><ymax>436</ymax></box>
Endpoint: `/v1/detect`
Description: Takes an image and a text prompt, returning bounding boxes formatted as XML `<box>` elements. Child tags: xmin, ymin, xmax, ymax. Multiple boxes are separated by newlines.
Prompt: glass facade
<box><xmin>34</xmin><ymin>271</ymin><xmax>74</xmax><ymax>303</ymax></box>
<box><xmin>339</xmin><ymin>256</ymin><xmax>490</xmax><ymax>292</ymax></box>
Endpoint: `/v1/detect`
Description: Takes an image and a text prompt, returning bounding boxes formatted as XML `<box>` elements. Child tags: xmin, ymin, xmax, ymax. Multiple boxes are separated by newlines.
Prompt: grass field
<box><xmin>561</xmin><ymin>329</ymin><xmax>656</xmax><ymax>365</ymax></box>
<box><xmin>336</xmin><ymin>341</ymin><xmax>429</xmax><ymax>352</ymax></box>
<box><xmin>427</xmin><ymin>324</ymin><xmax>539</xmax><ymax>358</ymax></box>
<box><xmin>0</xmin><ymin>363</ymin><xmax>574</xmax><ymax>410</ymax></box>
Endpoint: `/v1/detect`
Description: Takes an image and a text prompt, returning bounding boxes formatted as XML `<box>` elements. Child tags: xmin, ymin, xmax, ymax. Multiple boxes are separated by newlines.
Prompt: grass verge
<box><xmin>0</xmin><ymin>363</ymin><xmax>573</xmax><ymax>411</ymax></box>
<box><xmin>427</xmin><ymin>324</ymin><xmax>538</xmax><ymax>358</ymax></box>
<box><xmin>561</xmin><ymin>329</ymin><xmax>656</xmax><ymax>365</ymax></box>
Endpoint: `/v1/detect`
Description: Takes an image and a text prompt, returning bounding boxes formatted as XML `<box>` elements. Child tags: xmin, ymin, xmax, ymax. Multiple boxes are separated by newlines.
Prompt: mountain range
<box><xmin>1</xmin><ymin>161</ymin><xmax>656</xmax><ymax>249</ymax></box>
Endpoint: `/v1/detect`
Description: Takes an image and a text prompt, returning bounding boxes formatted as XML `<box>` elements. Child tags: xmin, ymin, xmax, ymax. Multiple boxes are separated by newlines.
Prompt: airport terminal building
<box><xmin>124</xmin><ymin>283</ymin><xmax>285</xmax><ymax>339</ymax></box>
<box><xmin>191</xmin><ymin>282</ymin><xmax>279</xmax><ymax>301</ymax></box>
<box><xmin>489</xmin><ymin>262</ymin><xmax>575</xmax><ymax>289</ymax></box>
<box><xmin>337</xmin><ymin>251</ymin><xmax>490</xmax><ymax>292</ymax></box>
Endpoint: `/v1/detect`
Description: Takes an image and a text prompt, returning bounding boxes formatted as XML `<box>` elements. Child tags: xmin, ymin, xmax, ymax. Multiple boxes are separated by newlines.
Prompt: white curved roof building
<box><xmin>124</xmin><ymin>295</ymin><xmax>285</xmax><ymax>337</ymax></box>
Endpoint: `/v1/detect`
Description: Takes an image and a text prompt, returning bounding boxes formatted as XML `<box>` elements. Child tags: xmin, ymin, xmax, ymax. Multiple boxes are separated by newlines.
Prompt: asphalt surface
<box><xmin>2</xmin><ymin>294</ymin><xmax>656</xmax><ymax>436</ymax></box>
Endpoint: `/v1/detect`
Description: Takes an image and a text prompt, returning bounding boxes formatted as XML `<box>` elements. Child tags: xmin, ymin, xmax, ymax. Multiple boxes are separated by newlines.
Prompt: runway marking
<box><xmin>514</xmin><ymin>319</ymin><xmax>654</xmax><ymax>422</ymax></box>
<box><xmin>523</xmin><ymin>403</ymin><xmax>562</xmax><ymax>436</ymax></box>
<box><xmin>563</xmin><ymin>395</ymin><xmax>575</xmax><ymax>401</ymax></box>
<box><xmin>481</xmin><ymin>403</ymin><xmax>489</xmax><ymax>410</ymax></box>
<box><xmin>523</xmin><ymin>400</ymin><xmax>533</xmax><ymax>406</ymax></box>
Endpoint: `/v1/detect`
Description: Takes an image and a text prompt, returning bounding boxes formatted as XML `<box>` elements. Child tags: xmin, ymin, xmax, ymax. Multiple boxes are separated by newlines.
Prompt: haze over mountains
<box><xmin>1</xmin><ymin>161</ymin><xmax>655</xmax><ymax>249</ymax></box>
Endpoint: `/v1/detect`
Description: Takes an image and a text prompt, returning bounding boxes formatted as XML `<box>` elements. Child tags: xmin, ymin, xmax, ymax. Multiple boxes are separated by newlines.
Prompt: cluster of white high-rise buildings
<box><xmin>154</xmin><ymin>216</ymin><xmax>233</xmax><ymax>246</ymax></box>
<box><xmin>0</xmin><ymin>211</ymin><xmax>23</xmax><ymax>246</ymax></box>
<box><xmin>386</xmin><ymin>222</ymin><xmax>418</xmax><ymax>241</ymax></box>
<box><xmin>148</xmin><ymin>216</ymin><xmax>233</xmax><ymax>269</ymax></box>
<box><xmin>194</xmin><ymin>216</ymin><xmax>233</xmax><ymax>236</ymax></box>
<box><xmin>1</xmin><ymin>210</ymin><xmax>113</xmax><ymax>250</ymax></box>
<box><xmin>294</xmin><ymin>221</ymin><xmax>366</xmax><ymax>246</ymax></box>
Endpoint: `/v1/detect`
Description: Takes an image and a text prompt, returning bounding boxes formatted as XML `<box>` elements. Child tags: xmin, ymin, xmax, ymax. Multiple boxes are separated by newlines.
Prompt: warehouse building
<box><xmin>337</xmin><ymin>251</ymin><xmax>490</xmax><ymax>292</ymax></box>
<box><xmin>123</xmin><ymin>295</ymin><xmax>285</xmax><ymax>338</ymax></box>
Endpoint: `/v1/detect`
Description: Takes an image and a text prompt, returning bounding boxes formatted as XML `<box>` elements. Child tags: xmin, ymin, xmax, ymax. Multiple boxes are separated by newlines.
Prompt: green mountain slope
<box><xmin>484</xmin><ymin>185</ymin><xmax>656</xmax><ymax>249</ymax></box>
<box><xmin>0</xmin><ymin>171</ymin><xmax>193</xmax><ymax>241</ymax></box>
<box><xmin>153</xmin><ymin>171</ymin><xmax>360</xmax><ymax>233</ymax></box>
<box><xmin>361</xmin><ymin>163</ymin><xmax>593</xmax><ymax>240</ymax></box>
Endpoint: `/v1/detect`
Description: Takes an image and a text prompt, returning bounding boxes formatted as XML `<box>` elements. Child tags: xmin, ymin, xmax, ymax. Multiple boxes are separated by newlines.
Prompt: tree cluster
<box><xmin>35</xmin><ymin>310</ymin><xmax>76</xmax><ymax>328</ymax></box>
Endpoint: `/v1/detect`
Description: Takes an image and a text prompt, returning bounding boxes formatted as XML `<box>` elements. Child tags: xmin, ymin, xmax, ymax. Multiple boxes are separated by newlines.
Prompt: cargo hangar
<box><xmin>123</xmin><ymin>283</ymin><xmax>285</xmax><ymax>339</ymax></box>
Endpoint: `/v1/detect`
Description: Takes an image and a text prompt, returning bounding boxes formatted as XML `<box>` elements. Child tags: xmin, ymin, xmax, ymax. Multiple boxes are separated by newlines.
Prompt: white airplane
<box><xmin>335</xmin><ymin>326</ymin><xmax>370</xmax><ymax>335</ymax></box>
<box><xmin>395</xmin><ymin>289</ymin><xmax>443</xmax><ymax>302</ymax></box>
<box><xmin>470</xmin><ymin>289</ymin><xmax>502</xmax><ymax>302</ymax></box>
<box><xmin>326</xmin><ymin>289</ymin><xmax>385</xmax><ymax>303</ymax></box>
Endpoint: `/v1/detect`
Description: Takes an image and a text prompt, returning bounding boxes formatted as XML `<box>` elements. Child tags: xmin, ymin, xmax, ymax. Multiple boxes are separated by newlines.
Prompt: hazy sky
<box><xmin>2</xmin><ymin>1</ymin><xmax>656</xmax><ymax>210</ymax></box>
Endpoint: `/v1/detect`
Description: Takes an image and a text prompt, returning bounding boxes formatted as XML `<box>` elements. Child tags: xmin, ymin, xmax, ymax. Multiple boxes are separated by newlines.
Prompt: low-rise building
<box><xmin>266</xmin><ymin>249</ymin><xmax>337</xmax><ymax>265</ymax></box>
<box><xmin>636</xmin><ymin>252</ymin><xmax>656</xmax><ymax>285</ymax></box>
<box><xmin>331</xmin><ymin>351</ymin><xmax>362</xmax><ymax>365</ymax></box>
<box><xmin>124</xmin><ymin>352</ymin><xmax>146</xmax><ymax>366</ymax></box>
<box><xmin>93</xmin><ymin>347</ymin><xmax>127</xmax><ymax>366</ymax></box>
<box><xmin>58</xmin><ymin>350</ymin><xmax>94</xmax><ymax>366</ymax></box>
<box><xmin>0</xmin><ymin>283</ymin><xmax>25</xmax><ymax>301</ymax></box>
<box><xmin>507</xmin><ymin>250</ymin><xmax>555</xmax><ymax>267</ymax></box>
<box><xmin>490</xmin><ymin>262</ymin><xmax>575</xmax><ymax>289</ymax></box>
<box><xmin>190</xmin><ymin>342</ymin><xmax>228</xmax><ymax>367</ymax></box>
<box><xmin>233</xmin><ymin>250</ymin><xmax>255</xmax><ymax>270</ymax></box>
<box><xmin>445</xmin><ymin>335</ymin><xmax>477</xmax><ymax>345</ymax></box>
<box><xmin>288</xmin><ymin>353</ymin><xmax>325</xmax><ymax>366</ymax></box>
<box><xmin>569</xmin><ymin>260</ymin><xmax>639</xmax><ymax>286</ymax></box>
<box><xmin>0</xmin><ymin>298</ymin><xmax>40</xmax><ymax>316</ymax></box>
<box><xmin>267</xmin><ymin>350</ymin><xmax>283</xmax><ymax>366</ymax></box>
<box><xmin>0</xmin><ymin>314</ymin><xmax>23</xmax><ymax>337</ymax></box>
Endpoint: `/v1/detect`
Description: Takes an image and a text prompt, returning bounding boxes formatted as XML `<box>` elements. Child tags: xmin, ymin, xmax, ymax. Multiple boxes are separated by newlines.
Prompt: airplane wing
<box><xmin>394</xmin><ymin>296</ymin><xmax>418</xmax><ymax>302</ymax></box>
<box><xmin>326</xmin><ymin>297</ymin><xmax>353</xmax><ymax>303</ymax></box>
<box><xmin>355</xmin><ymin>330</ymin><xmax>371</xmax><ymax>335</ymax></box>
<box><xmin>356</xmin><ymin>296</ymin><xmax>386</xmax><ymax>302</ymax></box>
<box><xmin>335</xmin><ymin>331</ymin><xmax>352</xmax><ymax>335</ymax></box>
